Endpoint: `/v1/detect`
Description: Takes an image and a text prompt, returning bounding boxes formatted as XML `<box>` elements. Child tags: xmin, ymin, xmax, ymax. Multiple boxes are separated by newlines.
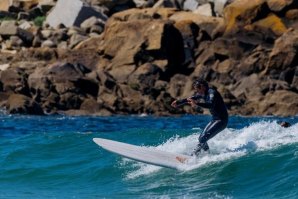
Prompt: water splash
<box><xmin>125</xmin><ymin>121</ymin><xmax>298</xmax><ymax>179</ymax></box>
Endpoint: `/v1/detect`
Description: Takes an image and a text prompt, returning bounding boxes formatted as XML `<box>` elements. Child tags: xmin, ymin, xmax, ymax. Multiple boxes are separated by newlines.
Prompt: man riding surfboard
<box><xmin>171</xmin><ymin>78</ymin><xmax>229</xmax><ymax>156</ymax></box>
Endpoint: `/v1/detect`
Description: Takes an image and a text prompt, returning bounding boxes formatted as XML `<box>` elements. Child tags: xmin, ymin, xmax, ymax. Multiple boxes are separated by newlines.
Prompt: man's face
<box><xmin>194</xmin><ymin>84</ymin><xmax>206</xmax><ymax>95</ymax></box>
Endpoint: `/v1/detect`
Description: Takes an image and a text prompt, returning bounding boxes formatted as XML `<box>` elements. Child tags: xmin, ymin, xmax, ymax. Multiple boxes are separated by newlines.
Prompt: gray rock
<box><xmin>193</xmin><ymin>3</ymin><xmax>213</xmax><ymax>16</ymax></box>
<box><xmin>69</xmin><ymin>33</ymin><xmax>88</xmax><ymax>49</ymax></box>
<box><xmin>209</xmin><ymin>0</ymin><xmax>229</xmax><ymax>16</ymax></box>
<box><xmin>46</xmin><ymin>0</ymin><xmax>108</xmax><ymax>28</ymax></box>
<box><xmin>19</xmin><ymin>21</ymin><xmax>32</xmax><ymax>30</ymax></box>
<box><xmin>41</xmin><ymin>39</ymin><xmax>56</xmax><ymax>48</ymax></box>
<box><xmin>0</xmin><ymin>21</ymin><xmax>18</xmax><ymax>36</ymax></box>
<box><xmin>183</xmin><ymin>0</ymin><xmax>199</xmax><ymax>11</ymax></box>
<box><xmin>80</xmin><ymin>16</ymin><xmax>103</xmax><ymax>29</ymax></box>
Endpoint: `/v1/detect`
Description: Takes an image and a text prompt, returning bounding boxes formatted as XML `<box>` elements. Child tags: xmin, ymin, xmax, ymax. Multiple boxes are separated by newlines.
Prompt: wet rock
<box><xmin>6</xmin><ymin>94</ymin><xmax>44</xmax><ymax>115</ymax></box>
<box><xmin>0</xmin><ymin>67</ymin><xmax>29</xmax><ymax>95</ymax></box>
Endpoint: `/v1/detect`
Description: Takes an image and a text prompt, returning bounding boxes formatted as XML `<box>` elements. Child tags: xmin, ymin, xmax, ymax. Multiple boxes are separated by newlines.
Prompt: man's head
<box><xmin>193</xmin><ymin>78</ymin><xmax>208</xmax><ymax>95</ymax></box>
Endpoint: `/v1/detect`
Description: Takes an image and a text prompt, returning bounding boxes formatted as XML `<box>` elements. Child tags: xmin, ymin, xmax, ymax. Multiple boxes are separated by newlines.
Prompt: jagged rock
<box><xmin>194</xmin><ymin>3</ymin><xmax>214</xmax><ymax>17</ymax></box>
<box><xmin>38</xmin><ymin>0</ymin><xmax>56</xmax><ymax>13</ymax></box>
<box><xmin>80</xmin><ymin>16</ymin><xmax>104</xmax><ymax>29</ymax></box>
<box><xmin>46</xmin><ymin>0</ymin><xmax>108</xmax><ymax>28</ymax></box>
<box><xmin>286</xmin><ymin>9</ymin><xmax>298</xmax><ymax>20</ymax></box>
<box><xmin>0</xmin><ymin>21</ymin><xmax>18</xmax><ymax>36</ymax></box>
<box><xmin>245</xmin><ymin>13</ymin><xmax>287</xmax><ymax>37</ymax></box>
<box><xmin>183</xmin><ymin>0</ymin><xmax>199</xmax><ymax>11</ymax></box>
<box><xmin>209</xmin><ymin>0</ymin><xmax>230</xmax><ymax>17</ymax></box>
<box><xmin>128</xmin><ymin>63</ymin><xmax>162</xmax><ymax>95</ymax></box>
<box><xmin>28</xmin><ymin>62</ymin><xmax>98</xmax><ymax>111</ymax></box>
<box><xmin>247</xmin><ymin>90</ymin><xmax>298</xmax><ymax>116</ymax></box>
<box><xmin>224</xmin><ymin>0</ymin><xmax>269</xmax><ymax>35</ymax></box>
<box><xmin>69</xmin><ymin>33</ymin><xmax>88</xmax><ymax>49</ymax></box>
<box><xmin>267</xmin><ymin>0</ymin><xmax>294</xmax><ymax>12</ymax></box>
<box><xmin>79</xmin><ymin>98</ymin><xmax>112</xmax><ymax>116</ymax></box>
<box><xmin>169</xmin><ymin>11</ymin><xmax>225</xmax><ymax>39</ymax></box>
<box><xmin>41</xmin><ymin>39</ymin><xmax>55</xmax><ymax>48</ymax></box>
<box><xmin>267</xmin><ymin>29</ymin><xmax>298</xmax><ymax>72</ymax></box>
<box><xmin>0</xmin><ymin>64</ymin><xmax>10</xmax><ymax>71</ymax></box>
<box><xmin>133</xmin><ymin>0</ymin><xmax>154</xmax><ymax>8</ymax></box>
<box><xmin>117</xmin><ymin>83</ymin><xmax>145</xmax><ymax>114</ymax></box>
<box><xmin>0</xmin><ymin>67</ymin><xmax>29</xmax><ymax>95</ymax></box>
<box><xmin>173</xmin><ymin>20</ymin><xmax>199</xmax><ymax>69</ymax></box>
<box><xmin>0</xmin><ymin>0</ymin><xmax>10</xmax><ymax>11</ymax></box>
<box><xmin>0</xmin><ymin>20</ymin><xmax>34</xmax><ymax>46</ymax></box>
<box><xmin>6</xmin><ymin>94</ymin><xmax>44</xmax><ymax>115</ymax></box>
<box><xmin>153</xmin><ymin>0</ymin><xmax>179</xmax><ymax>9</ymax></box>
<box><xmin>291</xmin><ymin>66</ymin><xmax>298</xmax><ymax>89</ymax></box>
<box><xmin>104</xmin><ymin>9</ymin><xmax>184</xmax><ymax>72</ymax></box>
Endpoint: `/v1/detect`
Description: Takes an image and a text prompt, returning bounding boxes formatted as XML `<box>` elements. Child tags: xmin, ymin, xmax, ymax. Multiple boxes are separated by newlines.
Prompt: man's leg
<box><xmin>192</xmin><ymin>119</ymin><xmax>227</xmax><ymax>156</ymax></box>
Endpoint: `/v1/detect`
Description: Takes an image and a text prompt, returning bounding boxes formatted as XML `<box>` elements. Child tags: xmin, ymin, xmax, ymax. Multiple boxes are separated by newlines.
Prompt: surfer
<box><xmin>171</xmin><ymin>78</ymin><xmax>228</xmax><ymax>156</ymax></box>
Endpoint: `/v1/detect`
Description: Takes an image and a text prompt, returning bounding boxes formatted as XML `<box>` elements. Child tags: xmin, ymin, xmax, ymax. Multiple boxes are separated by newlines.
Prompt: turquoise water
<box><xmin>0</xmin><ymin>114</ymin><xmax>298</xmax><ymax>199</ymax></box>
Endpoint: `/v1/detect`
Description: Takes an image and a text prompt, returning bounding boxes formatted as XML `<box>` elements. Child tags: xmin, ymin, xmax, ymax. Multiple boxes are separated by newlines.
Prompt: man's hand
<box><xmin>187</xmin><ymin>98</ymin><xmax>197</xmax><ymax>108</ymax></box>
<box><xmin>171</xmin><ymin>100</ymin><xmax>178</xmax><ymax>108</ymax></box>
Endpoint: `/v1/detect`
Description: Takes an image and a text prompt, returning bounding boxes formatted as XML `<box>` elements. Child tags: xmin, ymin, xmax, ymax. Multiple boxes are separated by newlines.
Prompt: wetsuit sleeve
<box><xmin>176</xmin><ymin>94</ymin><xmax>201</xmax><ymax>106</ymax></box>
<box><xmin>196</xmin><ymin>90</ymin><xmax>215</xmax><ymax>109</ymax></box>
<box><xmin>176</xmin><ymin>98</ymin><xmax>188</xmax><ymax>106</ymax></box>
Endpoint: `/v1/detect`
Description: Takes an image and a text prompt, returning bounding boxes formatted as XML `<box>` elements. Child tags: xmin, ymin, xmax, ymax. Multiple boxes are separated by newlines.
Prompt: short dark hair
<box><xmin>193</xmin><ymin>78</ymin><xmax>208</xmax><ymax>88</ymax></box>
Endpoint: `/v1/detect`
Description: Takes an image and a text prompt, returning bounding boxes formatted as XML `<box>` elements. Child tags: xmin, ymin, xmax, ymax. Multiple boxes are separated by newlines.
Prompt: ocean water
<box><xmin>0</xmin><ymin>114</ymin><xmax>298</xmax><ymax>199</ymax></box>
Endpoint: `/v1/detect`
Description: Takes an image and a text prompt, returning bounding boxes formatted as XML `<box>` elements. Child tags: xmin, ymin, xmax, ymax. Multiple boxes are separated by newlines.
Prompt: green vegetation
<box><xmin>0</xmin><ymin>16</ymin><xmax>15</xmax><ymax>21</ymax></box>
<box><xmin>33</xmin><ymin>16</ymin><xmax>46</xmax><ymax>27</ymax></box>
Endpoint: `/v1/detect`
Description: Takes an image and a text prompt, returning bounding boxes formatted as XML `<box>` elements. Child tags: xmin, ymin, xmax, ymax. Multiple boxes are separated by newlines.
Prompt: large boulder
<box><xmin>267</xmin><ymin>0</ymin><xmax>294</xmax><ymax>12</ymax></box>
<box><xmin>6</xmin><ymin>94</ymin><xmax>44</xmax><ymax>115</ymax></box>
<box><xmin>46</xmin><ymin>0</ymin><xmax>107</xmax><ymax>28</ymax></box>
<box><xmin>223</xmin><ymin>0</ymin><xmax>269</xmax><ymax>35</ymax></box>
<box><xmin>0</xmin><ymin>0</ymin><xmax>10</xmax><ymax>11</ymax></box>
<box><xmin>28</xmin><ymin>62</ymin><xmax>99</xmax><ymax>111</ymax></box>
<box><xmin>245</xmin><ymin>13</ymin><xmax>287</xmax><ymax>37</ymax></box>
<box><xmin>247</xmin><ymin>90</ymin><xmax>298</xmax><ymax>116</ymax></box>
<box><xmin>267</xmin><ymin>29</ymin><xmax>298</xmax><ymax>72</ymax></box>
<box><xmin>170</xmin><ymin>11</ymin><xmax>225</xmax><ymax>38</ymax></box>
<box><xmin>103</xmin><ymin>8</ymin><xmax>184</xmax><ymax>75</ymax></box>
<box><xmin>0</xmin><ymin>67</ymin><xmax>29</xmax><ymax>95</ymax></box>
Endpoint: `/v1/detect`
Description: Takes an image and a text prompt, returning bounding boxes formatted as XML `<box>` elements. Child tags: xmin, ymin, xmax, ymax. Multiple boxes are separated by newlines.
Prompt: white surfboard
<box><xmin>93</xmin><ymin>138</ymin><xmax>192</xmax><ymax>170</ymax></box>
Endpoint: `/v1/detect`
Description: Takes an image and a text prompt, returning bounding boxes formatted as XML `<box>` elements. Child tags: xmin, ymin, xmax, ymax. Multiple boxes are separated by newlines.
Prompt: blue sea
<box><xmin>0</xmin><ymin>114</ymin><xmax>298</xmax><ymax>199</ymax></box>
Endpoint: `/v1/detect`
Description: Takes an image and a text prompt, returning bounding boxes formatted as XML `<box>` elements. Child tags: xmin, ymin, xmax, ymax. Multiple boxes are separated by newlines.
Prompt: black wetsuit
<box><xmin>196</xmin><ymin>87</ymin><xmax>228</xmax><ymax>152</ymax></box>
<box><xmin>177</xmin><ymin>87</ymin><xmax>228</xmax><ymax>153</ymax></box>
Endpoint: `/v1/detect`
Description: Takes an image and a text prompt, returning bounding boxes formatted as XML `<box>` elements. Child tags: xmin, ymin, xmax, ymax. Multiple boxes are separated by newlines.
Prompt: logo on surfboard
<box><xmin>176</xmin><ymin>156</ymin><xmax>187</xmax><ymax>163</ymax></box>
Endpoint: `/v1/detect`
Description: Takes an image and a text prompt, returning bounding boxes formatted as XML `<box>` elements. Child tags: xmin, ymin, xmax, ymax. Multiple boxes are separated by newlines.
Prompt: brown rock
<box><xmin>267</xmin><ymin>29</ymin><xmax>298</xmax><ymax>71</ymax></box>
<box><xmin>128</xmin><ymin>63</ymin><xmax>162</xmax><ymax>95</ymax></box>
<box><xmin>0</xmin><ymin>68</ymin><xmax>29</xmax><ymax>95</ymax></box>
<box><xmin>109</xmin><ymin>7</ymin><xmax>176</xmax><ymax>21</ymax></box>
<box><xmin>0</xmin><ymin>0</ymin><xmax>10</xmax><ymax>11</ymax></box>
<box><xmin>117</xmin><ymin>84</ymin><xmax>145</xmax><ymax>114</ymax></box>
<box><xmin>104</xmin><ymin>11</ymin><xmax>184</xmax><ymax>74</ymax></box>
<box><xmin>286</xmin><ymin>9</ymin><xmax>298</xmax><ymax>20</ymax></box>
<box><xmin>170</xmin><ymin>11</ymin><xmax>225</xmax><ymax>38</ymax></box>
<box><xmin>244</xmin><ymin>14</ymin><xmax>287</xmax><ymax>37</ymax></box>
<box><xmin>6</xmin><ymin>94</ymin><xmax>43</xmax><ymax>115</ymax></box>
<box><xmin>224</xmin><ymin>0</ymin><xmax>268</xmax><ymax>35</ymax></box>
<box><xmin>255</xmin><ymin>90</ymin><xmax>298</xmax><ymax>116</ymax></box>
<box><xmin>267</xmin><ymin>0</ymin><xmax>293</xmax><ymax>12</ymax></box>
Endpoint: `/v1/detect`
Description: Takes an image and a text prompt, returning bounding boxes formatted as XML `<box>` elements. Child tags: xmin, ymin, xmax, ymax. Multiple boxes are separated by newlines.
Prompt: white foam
<box><xmin>125</xmin><ymin>121</ymin><xmax>298</xmax><ymax>179</ymax></box>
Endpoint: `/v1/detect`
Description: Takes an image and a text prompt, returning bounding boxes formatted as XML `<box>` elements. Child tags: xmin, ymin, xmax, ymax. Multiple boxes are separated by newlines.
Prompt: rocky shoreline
<box><xmin>0</xmin><ymin>0</ymin><xmax>297</xmax><ymax>116</ymax></box>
